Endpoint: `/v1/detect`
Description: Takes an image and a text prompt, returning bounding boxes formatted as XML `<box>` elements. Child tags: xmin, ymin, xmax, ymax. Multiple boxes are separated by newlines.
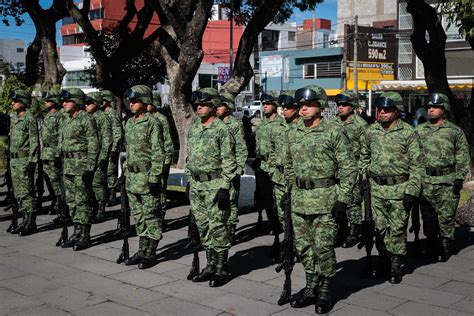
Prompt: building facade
<box><xmin>0</xmin><ymin>39</ymin><xmax>26</xmax><ymax>73</ymax></box>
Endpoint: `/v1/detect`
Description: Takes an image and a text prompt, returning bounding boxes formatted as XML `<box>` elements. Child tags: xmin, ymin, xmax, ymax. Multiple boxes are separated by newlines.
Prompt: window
<box><xmin>198</xmin><ymin>74</ymin><xmax>219</xmax><ymax>89</ymax></box>
<box><xmin>288</xmin><ymin>31</ymin><xmax>295</xmax><ymax>42</ymax></box>
<box><xmin>16</xmin><ymin>48</ymin><xmax>24</xmax><ymax>53</ymax></box>
<box><xmin>323</xmin><ymin>34</ymin><xmax>329</xmax><ymax>48</ymax></box>
<box><xmin>89</xmin><ymin>8</ymin><xmax>104</xmax><ymax>21</ymax></box>
<box><xmin>416</xmin><ymin>56</ymin><xmax>425</xmax><ymax>79</ymax></box>
<box><xmin>303</xmin><ymin>64</ymin><xmax>315</xmax><ymax>79</ymax></box>
<box><xmin>261</xmin><ymin>30</ymin><xmax>280</xmax><ymax>51</ymax></box>
<box><xmin>398</xmin><ymin>2</ymin><xmax>413</xmax><ymax>30</ymax></box>
<box><xmin>398</xmin><ymin>66</ymin><xmax>412</xmax><ymax>80</ymax></box>
<box><xmin>16</xmin><ymin>62</ymin><xmax>24</xmax><ymax>68</ymax></box>
<box><xmin>398</xmin><ymin>37</ymin><xmax>412</xmax><ymax>64</ymax></box>
<box><xmin>303</xmin><ymin>62</ymin><xmax>341</xmax><ymax>79</ymax></box>
<box><xmin>64</xmin><ymin>71</ymin><xmax>90</xmax><ymax>87</ymax></box>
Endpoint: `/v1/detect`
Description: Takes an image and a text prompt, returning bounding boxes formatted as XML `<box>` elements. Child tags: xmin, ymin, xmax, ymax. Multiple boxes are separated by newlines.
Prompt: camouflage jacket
<box><xmin>93</xmin><ymin>110</ymin><xmax>113</xmax><ymax>162</ymax></box>
<box><xmin>9</xmin><ymin>109</ymin><xmax>39</xmax><ymax>164</ymax></box>
<box><xmin>416</xmin><ymin>120</ymin><xmax>470</xmax><ymax>185</ymax></box>
<box><xmin>360</xmin><ymin>119</ymin><xmax>423</xmax><ymax>198</ymax></box>
<box><xmin>153</xmin><ymin>112</ymin><xmax>174</xmax><ymax>165</ymax></box>
<box><xmin>40</xmin><ymin>110</ymin><xmax>64</xmax><ymax>161</ymax></box>
<box><xmin>223</xmin><ymin>115</ymin><xmax>248</xmax><ymax>176</ymax></box>
<box><xmin>333</xmin><ymin>113</ymin><xmax>368</xmax><ymax>161</ymax></box>
<box><xmin>255</xmin><ymin>114</ymin><xmax>287</xmax><ymax>177</ymax></box>
<box><xmin>59</xmin><ymin>110</ymin><xmax>99</xmax><ymax>175</ymax></box>
<box><xmin>186</xmin><ymin>117</ymin><xmax>236</xmax><ymax>190</ymax></box>
<box><xmin>106</xmin><ymin>108</ymin><xmax>122</xmax><ymax>154</ymax></box>
<box><xmin>124</xmin><ymin>113</ymin><xmax>164</xmax><ymax>194</ymax></box>
<box><xmin>285</xmin><ymin>118</ymin><xmax>356</xmax><ymax>214</ymax></box>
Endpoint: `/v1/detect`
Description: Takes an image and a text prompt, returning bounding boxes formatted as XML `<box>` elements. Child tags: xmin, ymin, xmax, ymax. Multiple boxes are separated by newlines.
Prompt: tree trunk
<box><xmin>40</xmin><ymin>21</ymin><xmax>66</xmax><ymax>89</ymax></box>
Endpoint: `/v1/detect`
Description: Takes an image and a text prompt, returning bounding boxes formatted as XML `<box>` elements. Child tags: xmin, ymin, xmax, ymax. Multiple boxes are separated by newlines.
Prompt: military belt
<box><xmin>10</xmin><ymin>151</ymin><xmax>28</xmax><ymax>159</ymax></box>
<box><xmin>426</xmin><ymin>165</ymin><xmax>455</xmax><ymax>177</ymax></box>
<box><xmin>128</xmin><ymin>164</ymin><xmax>151</xmax><ymax>173</ymax></box>
<box><xmin>191</xmin><ymin>171</ymin><xmax>221</xmax><ymax>182</ymax></box>
<box><xmin>295</xmin><ymin>177</ymin><xmax>337</xmax><ymax>189</ymax></box>
<box><xmin>63</xmin><ymin>151</ymin><xmax>87</xmax><ymax>159</ymax></box>
<box><xmin>371</xmin><ymin>174</ymin><xmax>409</xmax><ymax>186</ymax></box>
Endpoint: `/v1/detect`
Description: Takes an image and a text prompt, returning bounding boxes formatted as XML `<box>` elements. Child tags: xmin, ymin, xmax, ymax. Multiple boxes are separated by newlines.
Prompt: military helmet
<box><xmin>101</xmin><ymin>90</ymin><xmax>115</xmax><ymax>102</ymax></box>
<box><xmin>335</xmin><ymin>91</ymin><xmax>358</xmax><ymax>107</ymax></box>
<box><xmin>60</xmin><ymin>88</ymin><xmax>85</xmax><ymax>106</ymax></box>
<box><xmin>260</xmin><ymin>93</ymin><xmax>279</xmax><ymax>106</ymax></box>
<box><xmin>10</xmin><ymin>90</ymin><xmax>31</xmax><ymax>107</ymax></box>
<box><xmin>294</xmin><ymin>85</ymin><xmax>328</xmax><ymax>108</ymax></box>
<box><xmin>86</xmin><ymin>92</ymin><xmax>103</xmax><ymax>105</ymax></box>
<box><xmin>125</xmin><ymin>85</ymin><xmax>153</xmax><ymax>104</ymax></box>
<box><xmin>41</xmin><ymin>91</ymin><xmax>61</xmax><ymax>104</ymax></box>
<box><xmin>152</xmin><ymin>91</ymin><xmax>162</xmax><ymax>108</ymax></box>
<box><xmin>425</xmin><ymin>93</ymin><xmax>450</xmax><ymax>112</ymax></box>
<box><xmin>219</xmin><ymin>91</ymin><xmax>235</xmax><ymax>110</ymax></box>
<box><xmin>374</xmin><ymin>92</ymin><xmax>404</xmax><ymax>112</ymax></box>
<box><xmin>191</xmin><ymin>88</ymin><xmax>220</xmax><ymax>107</ymax></box>
<box><xmin>278</xmin><ymin>90</ymin><xmax>296</xmax><ymax>108</ymax></box>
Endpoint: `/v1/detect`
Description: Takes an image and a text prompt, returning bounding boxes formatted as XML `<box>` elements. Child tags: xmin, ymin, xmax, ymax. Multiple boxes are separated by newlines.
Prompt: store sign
<box><xmin>218</xmin><ymin>66</ymin><xmax>230</xmax><ymax>83</ymax></box>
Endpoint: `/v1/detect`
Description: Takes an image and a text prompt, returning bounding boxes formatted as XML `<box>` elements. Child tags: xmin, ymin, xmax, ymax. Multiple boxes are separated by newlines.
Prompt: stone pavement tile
<box><xmin>0</xmin><ymin>264</ymin><xmax>27</xmax><ymax>281</ymax></box>
<box><xmin>380</xmin><ymin>284</ymin><xmax>465</xmax><ymax>308</ymax></box>
<box><xmin>0</xmin><ymin>287</ymin><xmax>43</xmax><ymax>315</ymax></box>
<box><xmin>265</xmin><ymin>293</ymin><xmax>349</xmax><ymax>315</ymax></box>
<box><xmin>449</xmin><ymin>297</ymin><xmax>474</xmax><ymax>314</ymax></box>
<box><xmin>93</xmin><ymin>283</ymin><xmax>168</xmax><ymax>308</ymax></box>
<box><xmin>85</xmin><ymin>247</ymin><xmax>123</xmax><ymax>261</ymax></box>
<box><xmin>248</xmin><ymin>234</ymin><xmax>278</xmax><ymax>246</ymax></box>
<box><xmin>73</xmin><ymin>301</ymin><xmax>152</xmax><ymax>316</ymax></box>
<box><xmin>55</xmin><ymin>271</ymin><xmax>122</xmax><ymax>293</ymax></box>
<box><xmin>150</xmin><ymin>279</ymin><xmax>227</xmax><ymax>303</ymax></box>
<box><xmin>437</xmin><ymin>281</ymin><xmax>474</xmax><ymax>298</ymax></box>
<box><xmin>8</xmin><ymin>240</ymin><xmax>60</xmax><ymax>256</ymax></box>
<box><xmin>389</xmin><ymin>301</ymin><xmax>471</xmax><ymax>316</ymax></box>
<box><xmin>224</xmin><ymin>277</ymin><xmax>282</xmax><ymax>301</ymax></box>
<box><xmin>1</xmin><ymin>274</ymin><xmax>60</xmax><ymax>296</ymax></box>
<box><xmin>76</xmin><ymin>244</ymin><xmax>111</xmax><ymax>255</ymax></box>
<box><xmin>238</xmin><ymin>265</ymin><xmax>280</xmax><ymax>283</ymax></box>
<box><xmin>31</xmin><ymin>286</ymin><xmax>107</xmax><ymax>312</ymax></box>
<box><xmin>441</xmin><ymin>255</ymin><xmax>474</xmax><ymax>272</ymax></box>
<box><xmin>1</xmin><ymin>251</ymin><xmax>49</xmax><ymax>272</ymax></box>
<box><xmin>342</xmin><ymin>290</ymin><xmax>407</xmax><ymax>311</ymax></box>
<box><xmin>26</xmin><ymin>259</ymin><xmax>83</xmax><ymax>282</ymax></box>
<box><xmin>161</xmin><ymin>265</ymin><xmax>195</xmax><ymax>281</ymax></box>
<box><xmin>139</xmin><ymin>296</ymin><xmax>223</xmax><ymax>316</ymax></box>
<box><xmin>0</xmin><ymin>234</ymin><xmax>31</xmax><ymax>247</ymax></box>
<box><xmin>0</xmin><ymin>246</ymin><xmax>17</xmax><ymax>255</ymax></box>
<box><xmin>7</xmin><ymin>304</ymin><xmax>73</xmax><ymax>316</ymax></box>
<box><xmin>402</xmin><ymin>272</ymin><xmax>451</xmax><ymax>289</ymax></box>
<box><xmin>201</xmin><ymin>293</ymin><xmax>285</xmax><ymax>316</ymax></box>
<box><xmin>264</xmin><ymin>274</ymin><xmax>306</xmax><ymax>292</ymax></box>
<box><xmin>70</xmin><ymin>256</ymin><xmax>134</xmax><ymax>276</ymax></box>
<box><xmin>331</xmin><ymin>304</ymin><xmax>392</xmax><ymax>316</ymax></box>
<box><xmin>108</xmin><ymin>269</ymin><xmax>176</xmax><ymax>289</ymax></box>
<box><xmin>35</xmin><ymin>249</ymin><xmax>90</xmax><ymax>266</ymax></box>
<box><xmin>458</xmin><ymin>249</ymin><xmax>474</xmax><ymax>260</ymax></box>
<box><xmin>147</xmin><ymin>260</ymin><xmax>188</xmax><ymax>274</ymax></box>
<box><xmin>171</xmin><ymin>252</ymin><xmax>202</xmax><ymax>267</ymax></box>
<box><xmin>270</xmin><ymin>308</ymin><xmax>318</xmax><ymax>316</ymax></box>
<box><xmin>415</xmin><ymin>264</ymin><xmax>474</xmax><ymax>284</ymax></box>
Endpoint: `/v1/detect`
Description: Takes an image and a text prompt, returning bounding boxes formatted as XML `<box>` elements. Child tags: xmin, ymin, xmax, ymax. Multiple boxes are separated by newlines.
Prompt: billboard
<box><xmin>261</xmin><ymin>54</ymin><xmax>282</xmax><ymax>77</ymax></box>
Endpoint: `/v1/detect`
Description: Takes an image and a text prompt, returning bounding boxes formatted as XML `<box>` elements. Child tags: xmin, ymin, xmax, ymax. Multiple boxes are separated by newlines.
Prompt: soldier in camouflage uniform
<box><xmin>102</xmin><ymin>90</ymin><xmax>122</xmax><ymax>205</ymax></box>
<box><xmin>360</xmin><ymin>92</ymin><xmax>423</xmax><ymax>284</ymax></box>
<box><xmin>416</xmin><ymin>93</ymin><xmax>470</xmax><ymax>262</ymax></box>
<box><xmin>58</xmin><ymin>88</ymin><xmax>99</xmax><ymax>251</ymax></box>
<box><xmin>187</xmin><ymin>88</ymin><xmax>236</xmax><ymax>287</ymax></box>
<box><xmin>333</xmin><ymin>91</ymin><xmax>368</xmax><ymax>248</ymax></box>
<box><xmin>216</xmin><ymin>91</ymin><xmax>248</xmax><ymax>241</ymax></box>
<box><xmin>285</xmin><ymin>85</ymin><xmax>356</xmax><ymax>313</ymax></box>
<box><xmin>9</xmin><ymin>90</ymin><xmax>40</xmax><ymax>236</ymax></box>
<box><xmin>40</xmin><ymin>91</ymin><xmax>64</xmax><ymax>216</ymax></box>
<box><xmin>85</xmin><ymin>92</ymin><xmax>113</xmax><ymax>222</ymax></box>
<box><xmin>123</xmin><ymin>85</ymin><xmax>165</xmax><ymax>270</ymax></box>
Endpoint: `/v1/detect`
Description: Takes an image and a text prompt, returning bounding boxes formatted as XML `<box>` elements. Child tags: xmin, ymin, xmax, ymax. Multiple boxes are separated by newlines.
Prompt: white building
<box><xmin>59</xmin><ymin>45</ymin><xmax>96</xmax><ymax>93</ymax></box>
<box><xmin>0</xmin><ymin>39</ymin><xmax>26</xmax><ymax>73</ymax></box>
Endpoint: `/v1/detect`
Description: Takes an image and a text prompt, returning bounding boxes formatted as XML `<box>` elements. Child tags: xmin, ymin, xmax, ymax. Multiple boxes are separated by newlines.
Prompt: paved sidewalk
<box><xmin>0</xmin><ymin>194</ymin><xmax>473</xmax><ymax>315</ymax></box>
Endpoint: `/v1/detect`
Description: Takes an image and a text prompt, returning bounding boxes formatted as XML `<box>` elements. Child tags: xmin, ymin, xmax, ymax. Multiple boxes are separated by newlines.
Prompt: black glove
<box><xmin>149</xmin><ymin>182</ymin><xmax>162</xmax><ymax>198</ymax></box>
<box><xmin>403</xmin><ymin>194</ymin><xmax>418</xmax><ymax>213</ymax></box>
<box><xmin>53</xmin><ymin>157</ymin><xmax>62</xmax><ymax>168</ymax></box>
<box><xmin>252</xmin><ymin>158</ymin><xmax>261</xmax><ymax>170</ymax></box>
<box><xmin>26</xmin><ymin>162</ymin><xmax>36</xmax><ymax>176</ymax></box>
<box><xmin>332</xmin><ymin>201</ymin><xmax>348</xmax><ymax>223</ymax></box>
<box><xmin>214</xmin><ymin>188</ymin><xmax>230</xmax><ymax>211</ymax></box>
<box><xmin>110</xmin><ymin>151</ymin><xmax>119</xmax><ymax>163</ymax></box>
<box><xmin>82</xmin><ymin>171</ymin><xmax>94</xmax><ymax>185</ymax></box>
<box><xmin>99</xmin><ymin>159</ymin><xmax>108</xmax><ymax>171</ymax></box>
<box><xmin>453</xmin><ymin>179</ymin><xmax>463</xmax><ymax>196</ymax></box>
<box><xmin>231</xmin><ymin>175</ymin><xmax>241</xmax><ymax>191</ymax></box>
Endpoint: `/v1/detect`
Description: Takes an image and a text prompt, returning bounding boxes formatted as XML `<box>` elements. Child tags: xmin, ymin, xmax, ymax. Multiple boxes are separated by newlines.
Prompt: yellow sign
<box><xmin>346</xmin><ymin>61</ymin><xmax>395</xmax><ymax>90</ymax></box>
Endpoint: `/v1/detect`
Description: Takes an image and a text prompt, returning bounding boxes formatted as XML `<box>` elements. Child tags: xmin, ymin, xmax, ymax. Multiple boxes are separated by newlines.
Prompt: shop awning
<box><xmin>371</xmin><ymin>79</ymin><xmax>473</xmax><ymax>91</ymax></box>
<box><xmin>325</xmin><ymin>89</ymin><xmax>343</xmax><ymax>96</ymax></box>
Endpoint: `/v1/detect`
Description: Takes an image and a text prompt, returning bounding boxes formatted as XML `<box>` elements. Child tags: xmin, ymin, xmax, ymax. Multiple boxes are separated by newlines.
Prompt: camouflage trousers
<box><xmin>273</xmin><ymin>181</ymin><xmax>286</xmax><ymax>224</ymax></box>
<box><xmin>228</xmin><ymin>176</ymin><xmax>240</xmax><ymax>226</ymax></box>
<box><xmin>64</xmin><ymin>174</ymin><xmax>94</xmax><ymax>224</ymax></box>
<box><xmin>347</xmin><ymin>188</ymin><xmax>363</xmax><ymax>225</ymax></box>
<box><xmin>127</xmin><ymin>192</ymin><xmax>163</xmax><ymax>241</ymax></box>
<box><xmin>107</xmin><ymin>155</ymin><xmax>118</xmax><ymax>191</ymax></box>
<box><xmin>420</xmin><ymin>182</ymin><xmax>459</xmax><ymax>241</ymax></box>
<box><xmin>42</xmin><ymin>159</ymin><xmax>61</xmax><ymax>198</ymax></box>
<box><xmin>10</xmin><ymin>159</ymin><xmax>36</xmax><ymax>214</ymax></box>
<box><xmin>160</xmin><ymin>163</ymin><xmax>171</xmax><ymax>211</ymax></box>
<box><xmin>255</xmin><ymin>169</ymin><xmax>279</xmax><ymax>230</ymax></box>
<box><xmin>292</xmin><ymin>212</ymin><xmax>337</xmax><ymax>277</ymax></box>
<box><xmin>93</xmin><ymin>162</ymin><xmax>108</xmax><ymax>204</ymax></box>
<box><xmin>190</xmin><ymin>185</ymin><xmax>230</xmax><ymax>253</ymax></box>
<box><xmin>372</xmin><ymin>195</ymin><xmax>409</xmax><ymax>256</ymax></box>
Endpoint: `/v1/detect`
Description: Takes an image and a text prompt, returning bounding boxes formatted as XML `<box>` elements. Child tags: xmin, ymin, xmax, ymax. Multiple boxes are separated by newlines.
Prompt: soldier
<box><xmin>216</xmin><ymin>91</ymin><xmax>248</xmax><ymax>241</ymax></box>
<box><xmin>187</xmin><ymin>88</ymin><xmax>236</xmax><ymax>287</ymax></box>
<box><xmin>59</xmin><ymin>88</ymin><xmax>99</xmax><ymax>251</ymax></box>
<box><xmin>285</xmin><ymin>85</ymin><xmax>356</xmax><ymax>313</ymax></box>
<box><xmin>40</xmin><ymin>91</ymin><xmax>64</xmax><ymax>216</ymax></box>
<box><xmin>360</xmin><ymin>92</ymin><xmax>423</xmax><ymax>284</ymax></box>
<box><xmin>123</xmin><ymin>85</ymin><xmax>165</xmax><ymax>269</ymax></box>
<box><xmin>416</xmin><ymin>93</ymin><xmax>470</xmax><ymax>262</ymax></box>
<box><xmin>102</xmin><ymin>90</ymin><xmax>122</xmax><ymax>205</ymax></box>
<box><xmin>9</xmin><ymin>90</ymin><xmax>40</xmax><ymax>236</ymax></box>
<box><xmin>85</xmin><ymin>92</ymin><xmax>113</xmax><ymax>222</ymax></box>
<box><xmin>333</xmin><ymin>91</ymin><xmax>368</xmax><ymax>248</ymax></box>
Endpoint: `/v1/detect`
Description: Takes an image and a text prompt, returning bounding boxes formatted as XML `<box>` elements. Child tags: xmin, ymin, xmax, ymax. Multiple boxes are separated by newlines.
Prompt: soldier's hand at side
<box><xmin>214</xmin><ymin>188</ymin><xmax>230</xmax><ymax>211</ymax></box>
<box><xmin>26</xmin><ymin>162</ymin><xmax>36</xmax><ymax>176</ymax></box>
<box><xmin>402</xmin><ymin>194</ymin><xmax>417</xmax><ymax>212</ymax></box>
<box><xmin>99</xmin><ymin>159</ymin><xmax>108</xmax><ymax>171</ymax></box>
<box><xmin>148</xmin><ymin>181</ymin><xmax>162</xmax><ymax>198</ymax></box>
<box><xmin>452</xmin><ymin>179</ymin><xmax>463</xmax><ymax>196</ymax></box>
<box><xmin>82</xmin><ymin>171</ymin><xmax>94</xmax><ymax>185</ymax></box>
<box><xmin>332</xmin><ymin>201</ymin><xmax>348</xmax><ymax>222</ymax></box>
<box><xmin>110</xmin><ymin>151</ymin><xmax>119</xmax><ymax>163</ymax></box>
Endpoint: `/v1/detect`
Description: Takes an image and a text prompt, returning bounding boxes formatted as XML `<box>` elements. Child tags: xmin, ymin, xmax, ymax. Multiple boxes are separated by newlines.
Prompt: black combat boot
<box><xmin>315</xmin><ymin>277</ymin><xmax>333</xmax><ymax>314</ymax></box>
<box><xmin>10</xmin><ymin>211</ymin><xmax>27</xmax><ymax>234</ymax></box>
<box><xmin>94</xmin><ymin>202</ymin><xmax>106</xmax><ymax>223</ymax></box>
<box><xmin>228</xmin><ymin>224</ymin><xmax>237</xmax><ymax>243</ymax></box>
<box><xmin>290</xmin><ymin>272</ymin><xmax>318</xmax><ymax>308</ymax></box>
<box><xmin>424</xmin><ymin>236</ymin><xmax>440</xmax><ymax>259</ymax></box>
<box><xmin>125</xmin><ymin>237</ymin><xmax>146</xmax><ymax>266</ymax></box>
<box><xmin>73</xmin><ymin>224</ymin><xmax>91</xmax><ymax>251</ymax></box>
<box><xmin>342</xmin><ymin>224</ymin><xmax>362</xmax><ymax>248</ymax></box>
<box><xmin>138</xmin><ymin>238</ymin><xmax>159</xmax><ymax>269</ymax></box>
<box><xmin>62</xmin><ymin>223</ymin><xmax>81</xmax><ymax>248</ymax></box>
<box><xmin>389</xmin><ymin>254</ymin><xmax>403</xmax><ymax>284</ymax></box>
<box><xmin>374</xmin><ymin>250</ymin><xmax>390</xmax><ymax>279</ymax></box>
<box><xmin>439</xmin><ymin>238</ymin><xmax>451</xmax><ymax>262</ymax></box>
<box><xmin>19</xmin><ymin>213</ymin><xmax>38</xmax><ymax>236</ymax></box>
<box><xmin>209</xmin><ymin>251</ymin><xmax>229</xmax><ymax>287</ymax></box>
<box><xmin>192</xmin><ymin>250</ymin><xmax>216</xmax><ymax>282</ymax></box>
<box><xmin>48</xmin><ymin>196</ymin><xmax>60</xmax><ymax>215</ymax></box>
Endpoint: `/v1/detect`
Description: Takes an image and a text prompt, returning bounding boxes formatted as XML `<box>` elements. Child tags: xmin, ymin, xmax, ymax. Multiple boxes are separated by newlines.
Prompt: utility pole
<box><xmin>229</xmin><ymin>6</ymin><xmax>233</xmax><ymax>74</ymax></box>
<box><xmin>353</xmin><ymin>15</ymin><xmax>359</xmax><ymax>99</ymax></box>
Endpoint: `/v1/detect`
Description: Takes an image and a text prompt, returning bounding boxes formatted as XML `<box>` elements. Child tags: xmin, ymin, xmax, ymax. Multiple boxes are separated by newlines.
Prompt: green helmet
<box><xmin>86</xmin><ymin>92</ymin><xmax>103</xmax><ymax>105</ymax></box>
<box><xmin>10</xmin><ymin>90</ymin><xmax>31</xmax><ymax>107</ymax></box>
<box><xmin>152</xmin><ymin>91</ymin><xmax>162</xmax><ymax>108</ymax></box>
<box><xmin>335</xmin><ymin>91</ymin><xmax>358</xmax><ymax>107</ymax></box>
<box><xmin>41</xmin><ymin>91</ymin><xmax>61</xmax><ymax>104</ymax></box>
<box><xmin>101</xmin><ymin>90</ymin><xmax>115</xmax><ymax>102</ymax></box>
<box><xmin>60</xmin><ymin>88</ymin><xmax>85</xmax><ymax>106</ymax></box>
<box><xmin>375</xmin><ymin>92</ymin><xmax>404</xmax><ymax>112</ymax></box>
<box><xmin>191</xmin><ymin>88</ymin><xmax>220</xmax><ymax>107</ymax></box>
<box><xmin>219</xmin><ymin>91</ymin><xmax>235</xmax><ymax>110</ymax></box>
<box><xmin>426</xmin><ymin>93</ymin><xmax>450</xmax><ymax>111</ymax></box>
<box><xmin>278</xmin><ymin>90</ymin><xmax>297</xmax><ymax>107</ymax></box>
<box><xmin>294</xmin><ymin>85</ymin><xmax>328</xmax><ymax>108</ymax></box>
<box><xmin>260</xmin><ymin>92</ymin><xmax>280</xmax><ymax>106</ymax></box>
<box><xmin>125</xmin><ymin>85</ymin><xmax>152</xmax><ymax>104</ymax></box>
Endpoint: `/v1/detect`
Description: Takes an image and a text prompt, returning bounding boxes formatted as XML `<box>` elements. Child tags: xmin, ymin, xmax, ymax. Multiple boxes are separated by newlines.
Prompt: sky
<box><xmin>0</xmin><ymin>0</ymin><xmax>338</xmax><ymax>46</ymax></box>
